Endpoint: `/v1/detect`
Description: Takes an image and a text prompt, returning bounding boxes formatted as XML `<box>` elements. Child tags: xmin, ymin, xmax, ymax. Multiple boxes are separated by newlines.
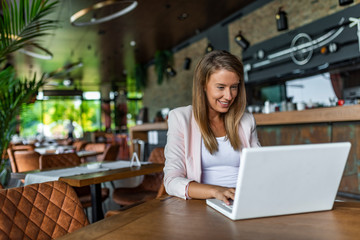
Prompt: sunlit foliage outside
<box><xmin>20</xmin><ymin>99</ymin><xmax>101</xmax><ymax>139</ymax></box>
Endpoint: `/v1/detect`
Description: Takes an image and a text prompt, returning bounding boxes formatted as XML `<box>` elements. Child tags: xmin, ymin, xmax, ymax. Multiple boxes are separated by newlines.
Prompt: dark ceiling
<box><xmin>15</xmin><ymin>0</ymin><xmax>255</xmax><ymax>91</ymax></box>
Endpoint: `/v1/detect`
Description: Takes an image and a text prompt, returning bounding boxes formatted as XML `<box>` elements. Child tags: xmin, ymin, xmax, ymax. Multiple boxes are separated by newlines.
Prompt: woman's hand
<box><xmin>211</xmin><ymin>186</ymin><xmax>235</xmax><ymax>205</ymax></box>
<box><xmin>188</xmin><ymin>182</ymin><xmax>235</xmax><ymax>205</ymax></box>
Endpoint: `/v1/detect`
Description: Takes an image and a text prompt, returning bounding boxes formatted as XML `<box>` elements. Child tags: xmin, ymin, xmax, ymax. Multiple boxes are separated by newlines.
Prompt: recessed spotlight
<box><xmin>178</xmin><ymin>13</ymin><xmax>189</xmax><ymax>21</ymax></box>
<box><xmin>63</xmin><ymin>78</ymin><xmax>73</xmax><ymax>86</ymax></box>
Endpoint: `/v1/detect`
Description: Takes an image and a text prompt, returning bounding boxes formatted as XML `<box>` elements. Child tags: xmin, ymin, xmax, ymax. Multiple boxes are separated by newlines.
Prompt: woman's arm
<box><xmin>164</xmin><ymin>109</ymin><xmax>193</xmax><ymax>199</ymax></box>
<box><xmin>188</xmin><ymin>182</ymin><xmax>235</xmax><ymax>205</ymax></box>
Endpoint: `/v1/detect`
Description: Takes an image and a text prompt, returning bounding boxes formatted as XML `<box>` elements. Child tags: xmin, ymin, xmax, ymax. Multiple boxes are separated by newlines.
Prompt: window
<box><xmin>286</xmin><ymin>73</ymin><xmax>336</xmax><ymax>106</ymax></box>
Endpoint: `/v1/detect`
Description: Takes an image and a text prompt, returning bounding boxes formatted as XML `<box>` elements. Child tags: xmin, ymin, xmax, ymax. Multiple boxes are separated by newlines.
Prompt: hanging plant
<box><xmin>134</xmin><ymin>63</ymin><xmax>147</xmax><ymax>90</ymax></box>
<box><xmin>154</xmin><ymin>50</ymin><xmax>172</xmax><ymax>85</ymax></box>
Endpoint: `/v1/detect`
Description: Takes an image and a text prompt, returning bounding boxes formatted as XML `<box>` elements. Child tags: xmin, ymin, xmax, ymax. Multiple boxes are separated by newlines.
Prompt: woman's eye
<box><xmin>217</xmin><ymin>86</ymin><xmax>224</xmax><ymax>90</ymax></box>
<box><xmin>231</xmin><ymin>85</ymin><xmax>238</xmax><ymax>89</ymax></box>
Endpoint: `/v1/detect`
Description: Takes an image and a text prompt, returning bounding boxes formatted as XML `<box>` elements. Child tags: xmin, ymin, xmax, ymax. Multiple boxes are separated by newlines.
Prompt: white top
<box><xmin>201</xmin><ymin>136</ymin><xmax>240</xmax><ymax>188</ymax></box>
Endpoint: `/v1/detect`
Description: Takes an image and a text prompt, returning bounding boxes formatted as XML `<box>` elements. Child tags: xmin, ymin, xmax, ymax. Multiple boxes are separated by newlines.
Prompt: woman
<box><xmin>164</xmin><ymin>50</ymin><xmax>261</xmax><ymax>205</ymax></box>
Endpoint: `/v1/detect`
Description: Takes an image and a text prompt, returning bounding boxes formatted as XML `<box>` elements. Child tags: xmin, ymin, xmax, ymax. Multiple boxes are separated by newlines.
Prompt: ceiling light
<box><xmin>48</xmin><ymin>61</ymin><xmax>83</xmax><ymax>78</ymax></box>
<box><xmin>178</xmin><ymin>13</ymin><xmax>189</xmax><ymax>21</ymax></box>
<box><xmin>0</xmin><ymin>33</ymin><xmax>53</xmax><ymax>60</ymax></box>
<box><xmin>339</xmin><ymin>0</ymin><xmax>353</xmax><ymax>6</ymax></box>
<box><xmin>235</xmin><ymin>32</ymin><xmax>250</xmax><ymax>50</ymax></box>
<box><xmin>18</xmin><ymin>43</ymin><xmax>53</xmax><ymax>60</ymax></box>
<box><xmin>63</xmin><ymin>78</ymin><xmax>73</xmax><ymax>87</ymax></box>
<box><xmin>166</xmin><ymin>66</ymin><xmax>176</xmax><ymax>77</ymax></box>
<box><xmin>183</xmin><ymin>57</ymin><xmax>191</xmax><ymax>70</ymax></box>
<box><xmin>276</xmin><ymin>7</ymin><xmax>288</xmax><ymax>31</ymax></box>
<box><xmin>205</xmin><ymin>43</ymin><xmax>214</xmax><ymax>53</ymax></box>
<box><xmin>130</xmin><ymin>40</ymin><xmax>136</xmax><ymax>46</ymax></box>
<box><xmin>70</xmin><ymin>0</ymin><xmax>138</xmax><ymax>27</ymax></box>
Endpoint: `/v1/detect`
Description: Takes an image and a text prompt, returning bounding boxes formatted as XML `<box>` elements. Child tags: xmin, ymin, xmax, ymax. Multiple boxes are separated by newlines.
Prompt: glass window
<box><xmin>20</xmin><ymin>93</ymin><xmax>102</xmax><ymax>139</ymax></box>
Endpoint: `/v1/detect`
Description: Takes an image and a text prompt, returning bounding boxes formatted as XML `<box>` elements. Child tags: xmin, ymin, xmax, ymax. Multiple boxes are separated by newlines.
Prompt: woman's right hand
<box><xmin>188</xmin><ymin>182</ymin><xmax>235</xmax><ymax>205</ymax></box>
<box><xmin>211</xmin><ymin>185</ymin><xmax>235</xmax><ymax>205</ymax></box>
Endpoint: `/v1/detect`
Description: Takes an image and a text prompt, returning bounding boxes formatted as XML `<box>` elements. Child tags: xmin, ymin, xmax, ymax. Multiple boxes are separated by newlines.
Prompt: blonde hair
<box><xmin>192</xmin><ymin>50</ymin><xmax>246</xmax><ymax>154</ymax></box>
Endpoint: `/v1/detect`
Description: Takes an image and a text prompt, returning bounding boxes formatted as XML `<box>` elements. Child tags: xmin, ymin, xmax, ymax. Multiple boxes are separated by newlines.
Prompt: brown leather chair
<box><xmin>39</xmin><ymin>153</ymin><xmax>110</xmax><ymax>210</ymax></box>
<box><xmin>111</xmin><ymin>147</ymin><xmax>166</xmax><ymax>207</ymax></box>
<box><xmin>11</xmin><ymin>144</ymin><xmax>35</xmax><ymax>151</ymax></box>
<box><xmin>72</xmin><ymin>140</ymin><xmax>88</xmax><ymax>152</ymax></box>
<box><xmin>7</xmin><ymin>149</ymin><xmax>40</xmax><ymax>173</ymax></box>
<box><xmin>116</xmin><ymin>134</ymin><xmax>130</xmax><ymax>160</ymax></box>
<box><xmin>0</xmin><ymin>181</ymin><xmax>89</xmax><ymax>239</ymax></box>
<box><xmin>39</xmin><ymin>152</ymin><xmax>81</xmax><ymax>169</ymax></box>
<box><xmin>99</xmin><ymin>144</ymin><xmax>120</xmax><ymax>161</ymax></box>
<box><xmin>84</xmin><ymin>143</ymin><xmax>107</xmax><ymax>161</ymax></box>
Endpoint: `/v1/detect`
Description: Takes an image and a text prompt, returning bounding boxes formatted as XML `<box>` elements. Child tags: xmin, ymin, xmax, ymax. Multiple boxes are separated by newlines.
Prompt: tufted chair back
<box><xmin>39</xmin><ymin>153</ymin><xmax>109</xmax><ymax>211</ymax></box>
<box><xmin>0</xmin><ymin>181</ymin><xmax>89</xmax><ymax>239</ymax></box>
<box><xmin>8</xmin><ymin>149</ymin><xmax>40</xmax><ymax>173</ymax></box>
<box><xmin>40</xmin><ymin>153</ymin><xmax>81</xmax><ymax>169</ymax></box>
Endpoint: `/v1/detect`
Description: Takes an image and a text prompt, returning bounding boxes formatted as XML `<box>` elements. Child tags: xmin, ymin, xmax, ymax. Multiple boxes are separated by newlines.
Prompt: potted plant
<box><xmin>0</xmin><ymin>0</ymin><xmax>59</xmax><ymax>186</ymax></box>
<box><xmin>134</xmin><ymin>63</ymin><xmax>147</xmax><ymax>90</ymax></box>
<box><xmin>154</xmin><ymin>50</ymin><xmax>173</xmax><ymax>85</ymax></box>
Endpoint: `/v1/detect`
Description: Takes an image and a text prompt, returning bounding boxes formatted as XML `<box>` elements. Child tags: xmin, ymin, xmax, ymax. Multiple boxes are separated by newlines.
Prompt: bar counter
<box><xmin>254</xmin><ymin>105</ymin><xmax>360</xmax><ymax>125</ymax></box>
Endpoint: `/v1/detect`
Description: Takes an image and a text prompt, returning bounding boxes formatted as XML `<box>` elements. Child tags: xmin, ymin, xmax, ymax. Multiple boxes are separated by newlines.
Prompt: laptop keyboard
<box><xmin>221</xmin><ymin>199</ymin><xmax>234</xmax><ymax>210</ymax></box>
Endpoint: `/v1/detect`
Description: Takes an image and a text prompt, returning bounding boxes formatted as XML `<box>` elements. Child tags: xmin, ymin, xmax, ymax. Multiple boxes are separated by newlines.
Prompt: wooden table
<box><xmin>76</xmin><ymin>150</ymin><xmax>102</xmax><ymax>158</ymax></box>
<box><xmin>58</xmin><ymin>197</ymin><xmax>360</xmax><ymax>240</ymax></box>
<box><xmin>11</xmin><ymin>163</ymin><xmax>164</xmax><ymax>223</ymax></box>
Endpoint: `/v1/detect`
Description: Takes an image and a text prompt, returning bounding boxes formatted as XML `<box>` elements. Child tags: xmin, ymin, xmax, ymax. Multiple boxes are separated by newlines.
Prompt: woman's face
<box><xmin>205</xmin><ymin>69</ymin><xmax>240</xmax><ymax>117</ymax></box>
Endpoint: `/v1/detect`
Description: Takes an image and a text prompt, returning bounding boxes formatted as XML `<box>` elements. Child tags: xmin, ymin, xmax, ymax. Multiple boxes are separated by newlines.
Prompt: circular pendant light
<box><xmin>70</xmin><ymin>0</ymin><xmax>138</xmax><ymax>27</ymax></box>
<box><xmin>19</xmin><ymin>43</ymin><xmax>53</xmax><ymax>60</ymax></box>
<box><xmin>0</xmin><ymin>34</ymin><xmax>53</xmax><ymax>60</ymax></box>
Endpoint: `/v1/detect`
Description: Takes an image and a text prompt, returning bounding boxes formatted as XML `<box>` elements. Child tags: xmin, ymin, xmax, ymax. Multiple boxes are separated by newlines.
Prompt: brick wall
<box><xmin>143</xmin><ymin>0</ymin><xmax>359</xmax><ymax>120</ymax></box>
<box><xmin>143</xmin><ymin>38</ymin><xmax>208</xmax><ymax>120</ymax></box>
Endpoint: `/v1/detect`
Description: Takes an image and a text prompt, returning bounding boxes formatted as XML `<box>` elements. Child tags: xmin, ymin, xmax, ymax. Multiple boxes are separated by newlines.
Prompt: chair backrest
<box><xmin>73</xmin><ymin>140</ymin><xmax>88</xmax><ymax>152</ymax></box>
<box><xmin>84</xmin><ymin>143</ymin><xmax>106</xmax><ymax>152</ymax></box>
<box><xmin>142</xmin><ymin>147</ymin><xmax>165</xmax><ymax>192</ymax></box>
<box><xmin>0</xmin><ymin>181</ymin><xmax>89</xmax><ymax>239</ymax></box>
<box><xmin>8</xmin><ymin>149</ymin><xmax>40</xmax><ymax>173</ymax></box>
<box><xmin>116</xmin><ymin>134</ymin><xmax>130</xmax><ymax>160</ymax></box>
<box><xmin>84</xmin><ymin>143</ymin><xmax>107</xmax><ymax>161</ymax></box>
<box><xmin>102</xmin><ymin>144</ymin><xmax>120</xmax><ymax>161</ymax></box>
<box><xmin>40</xmin><ymin>153</ymin><xmax>81</xmax><ymax>169</ymax></box>
<box><xmin>11</xmin><ymin>144</ymin><xmax>35</xmax><ymax>151</ymax></box>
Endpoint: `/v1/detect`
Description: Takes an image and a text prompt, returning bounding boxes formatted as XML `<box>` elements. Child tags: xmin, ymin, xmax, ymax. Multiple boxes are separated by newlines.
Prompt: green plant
<box><xmin>0</xmin><ymin>0</ymin><xmax>59</xmax><ymax>186</ymax></box>
<box><xmin>154</xmin><ymin>50</ymin><xmax>172</xmax><ymax>85</ymax></box>
<box><xmin>134</xmin><ymin>63</ymin><xmax>147</xmax><ymax>90</ymax></box>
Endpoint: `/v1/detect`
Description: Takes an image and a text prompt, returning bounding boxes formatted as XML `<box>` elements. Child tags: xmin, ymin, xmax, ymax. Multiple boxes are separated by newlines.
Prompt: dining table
<box><xmin>57</xmin><ymin>197</ymin><xmax>360</xmax><ymax>240</ymax></box>
<box><xmin>11</xmin><ymin>161</ymin><xmax>164</xmax><ymax>223</ymax></box>
<box><xmin>34</xmin><ymin>146</ymin><xmax>103</xmax><ymax>162</ymax></box>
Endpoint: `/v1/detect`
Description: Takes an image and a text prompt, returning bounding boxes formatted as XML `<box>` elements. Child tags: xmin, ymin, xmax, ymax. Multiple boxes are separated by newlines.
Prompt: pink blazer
<box><xmin>164</xmin><ymin>105</ymin><xmax>261</xmax><ymax>199</ymax></box>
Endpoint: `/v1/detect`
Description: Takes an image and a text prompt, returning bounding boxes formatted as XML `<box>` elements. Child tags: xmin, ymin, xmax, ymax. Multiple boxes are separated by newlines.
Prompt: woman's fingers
<box><xmin>215</xmin><ymin>187</ymin><xmax>236</xmax><ymax>205</ymax></box>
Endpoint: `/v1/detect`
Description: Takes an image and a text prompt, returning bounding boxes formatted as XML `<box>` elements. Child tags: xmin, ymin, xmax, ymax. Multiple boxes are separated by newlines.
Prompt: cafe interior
<box><xmin>1</xmin><ymin>0</ymin><xmax>360</xmax><ymax>239</ymax></box>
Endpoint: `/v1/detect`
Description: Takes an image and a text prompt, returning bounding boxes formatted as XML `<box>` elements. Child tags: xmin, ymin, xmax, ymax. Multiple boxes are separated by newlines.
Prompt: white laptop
<box><xmin>206</xmin><ymin>142</ymin><xmax>351</xmax><ymax>220</ymax></box>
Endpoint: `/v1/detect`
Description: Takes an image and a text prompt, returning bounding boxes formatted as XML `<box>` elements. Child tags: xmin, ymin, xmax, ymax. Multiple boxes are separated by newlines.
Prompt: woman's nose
<box><xmin>224</xmin><ymin>88</ymin><xmax>232</xmax><ymax>100</ymax></box>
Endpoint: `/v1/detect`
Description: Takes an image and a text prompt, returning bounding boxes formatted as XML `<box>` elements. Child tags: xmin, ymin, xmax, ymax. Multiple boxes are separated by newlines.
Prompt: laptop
<box><xmin>206</xmin><ymin>142</ymin><xmax>351</xmax><ymax>220</ymax></box>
